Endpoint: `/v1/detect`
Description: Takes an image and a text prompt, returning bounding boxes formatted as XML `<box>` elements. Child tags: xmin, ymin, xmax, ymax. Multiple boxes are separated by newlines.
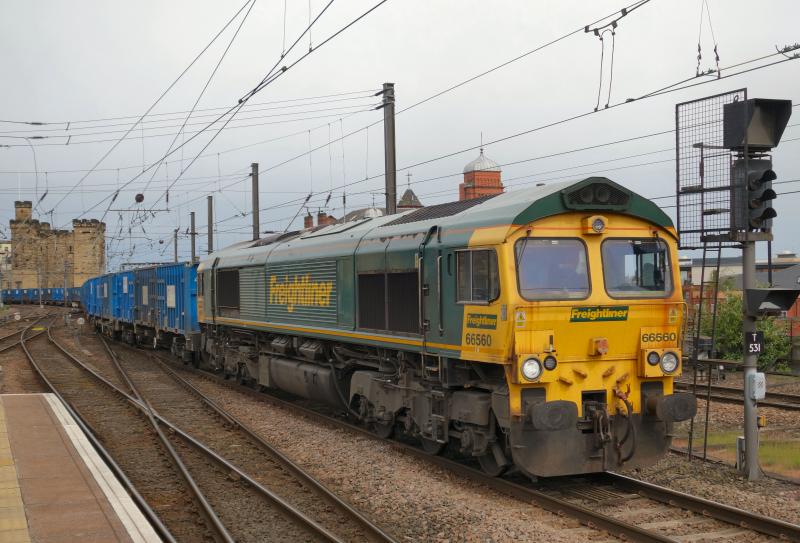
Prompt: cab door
<box><xmin>419</xmin><ymin>226</ymin><xmax>443</xmax><ymax>349</ymax></box>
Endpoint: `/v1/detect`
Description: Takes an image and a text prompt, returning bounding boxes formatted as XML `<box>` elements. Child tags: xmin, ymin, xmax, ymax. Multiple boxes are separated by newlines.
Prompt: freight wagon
<box><xmin>83</xmin><ymin>262</ymin><xmax>199</xmax><ymax>357</ymax></box>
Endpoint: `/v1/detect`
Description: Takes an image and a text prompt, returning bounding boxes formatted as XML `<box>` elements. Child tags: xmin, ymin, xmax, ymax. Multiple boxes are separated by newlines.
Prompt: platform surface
<box><xmin>0</xmin><ymin>393</ymin><xmax>160</xmax><ymax>543</ymax></box>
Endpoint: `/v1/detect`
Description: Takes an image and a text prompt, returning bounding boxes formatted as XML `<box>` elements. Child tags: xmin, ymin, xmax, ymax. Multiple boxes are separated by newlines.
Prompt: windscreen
<box><xmin>602</xmin><ymin>238</ymin><xmax>672</xmax><ymax>298</ymax></box>
<box><xmin>516</xmin><ymin>238</ymin><xmax>590</xmax><ymax>300</ymax></box>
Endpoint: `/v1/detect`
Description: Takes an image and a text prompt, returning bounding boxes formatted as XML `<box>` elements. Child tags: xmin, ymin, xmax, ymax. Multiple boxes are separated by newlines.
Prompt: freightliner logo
<box><xmin>569</xmin><ymin>306</ymin><xmax>629</xmax><ymax>322</ymax></box>
<box><xmin>466</xmin><ymin>313</ymin><xmax>498</xmax><ymax>329</ymax></box>
<box><xmin>269</xmin><ymin>275</ymin><xmax>334</xmax><ymax>313</ymax></box>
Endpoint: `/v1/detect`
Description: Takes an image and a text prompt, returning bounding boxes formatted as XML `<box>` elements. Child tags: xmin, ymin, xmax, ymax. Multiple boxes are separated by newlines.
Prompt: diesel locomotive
<box><xmin>83</xmin><ymin>176</ymin><xmax>697</xmax><ymax>477</ymax></box>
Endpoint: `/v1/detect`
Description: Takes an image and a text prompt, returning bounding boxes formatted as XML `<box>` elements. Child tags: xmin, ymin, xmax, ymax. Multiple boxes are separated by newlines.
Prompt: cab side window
<box><xmin>456</xmin><ymin>249</ymin><xmax>499</xmax><ymax>303</ymax></box>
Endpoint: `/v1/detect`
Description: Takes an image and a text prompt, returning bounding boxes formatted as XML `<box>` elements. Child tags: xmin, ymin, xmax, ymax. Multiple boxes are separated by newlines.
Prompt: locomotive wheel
<box><xmin>420</xmin><ymin>437</ymin><xmax>445</xmax><ymax>455</ymax></box>
<box><xmin>477</xmin><ymin>442</ymin><xmax>509</xmax><ymax>477</ymax></box>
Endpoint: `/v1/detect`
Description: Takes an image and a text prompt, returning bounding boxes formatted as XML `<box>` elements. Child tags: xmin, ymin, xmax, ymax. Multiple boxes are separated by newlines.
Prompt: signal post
<box><xmin>676</xmin><ymin>92</ymin><xmax>797</xmax><ymax>481</ymax></box>
<box><xmin>724</xmin><ymin>98</ymin><xmax>795</xmax><ymax>480</ymax></box>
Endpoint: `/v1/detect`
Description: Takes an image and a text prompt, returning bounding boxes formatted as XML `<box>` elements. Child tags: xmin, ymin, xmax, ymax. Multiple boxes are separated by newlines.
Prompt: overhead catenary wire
<box><xmin>142</xmin><ymin>0</ymin><xmax>392</xmax><ymax>217</ymax></box>
<box><xmin>110</xmin><ymin>116</ymin><xmax>800</xmax><ymax>244</ymax></box>
<box><xmin>45</xmin><ymin>0</ymin><xmax>257</xmax><ymax>216</ymax></box>
<box><xmin>247</xmin><ymin>0</ymin><xmax>660</xmax><ymax>181</ymax></box>
<box><xmin>239</xmin><ymin>50</ymin><xmax>800</xmax><ymax>220</ymax></box>
<box><xmin>0</xmin><ymin>89</ymin><xmax>379</xmax><ymax>130</ymax></box>
<box><xmin>0</xmin><ymin>105</ymin><xmax>378</xmax><ymax>147</ymax></box>
<box><xmin>17</xmin><ymin>3</ymin><xmax>792</xmax><ymax>266</ymax></box>
<box><xmin>141</xmin><ymin>0</ymin><xmax>259</xmax><ymax>194</ymax></box>
<box><xmin>85</xmin><ymin>0</ymin><xmax>343</xmax><ymax>228</ymax></box>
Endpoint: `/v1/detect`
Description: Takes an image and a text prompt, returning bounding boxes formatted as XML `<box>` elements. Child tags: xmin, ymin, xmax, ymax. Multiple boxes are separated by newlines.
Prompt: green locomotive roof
<box><xmin>203</xmin><ymin>177</ymin><xmax>673</xmax><ymax>269</ymax></box>
<box><xmin>372</xmin><ymin>176</ymin><xmax>673</xmax><ymax>234</ymax></box>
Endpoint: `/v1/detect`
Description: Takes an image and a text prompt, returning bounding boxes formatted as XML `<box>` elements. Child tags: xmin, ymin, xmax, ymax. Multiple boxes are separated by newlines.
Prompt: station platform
<box><xmin>0</xmin><ymin>394</ymin><xmax>160</xmax><ymax>542</ymax></box>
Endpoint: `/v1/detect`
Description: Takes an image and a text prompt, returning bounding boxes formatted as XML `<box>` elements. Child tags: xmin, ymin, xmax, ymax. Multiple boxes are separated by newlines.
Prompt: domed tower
<box><xmin>459</xmin><ymin>148</ymin><xmax>503</xmax><ymax>201</ymax></box>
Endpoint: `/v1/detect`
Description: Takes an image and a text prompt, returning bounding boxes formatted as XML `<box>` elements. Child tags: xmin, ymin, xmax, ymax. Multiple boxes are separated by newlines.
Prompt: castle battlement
<box><xmin>5</xmin><ymin>210</ymin><xmax>106</xmax><ymax>290</ymax></box>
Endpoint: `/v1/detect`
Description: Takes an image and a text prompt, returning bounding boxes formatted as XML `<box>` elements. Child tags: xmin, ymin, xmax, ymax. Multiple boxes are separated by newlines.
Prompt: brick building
<box><xmin>7</xmin><ymin>201</ymin><xmax>105</xmax><ymax>289</ymax></box>
<box><xmin>459</xmin><ymin>148</ymin><xmax>503</xmax><ymax>201</ymax></box>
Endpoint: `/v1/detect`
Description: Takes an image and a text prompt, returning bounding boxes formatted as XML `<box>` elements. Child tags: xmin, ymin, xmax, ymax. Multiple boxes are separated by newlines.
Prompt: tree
<box><xmin>700</xmin><ymin>284</ymin><xmax>791</xmax><ymax>372</ymax></box>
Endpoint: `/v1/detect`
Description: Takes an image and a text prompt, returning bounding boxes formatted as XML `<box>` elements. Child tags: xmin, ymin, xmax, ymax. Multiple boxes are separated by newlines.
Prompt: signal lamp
<box><xmin>646</xmin><ymin>351</ymin><xmax>661</xmax><ymax>366</ymax></box>
<box><xmin>732</xmin><ymin>159</ymin><xmax>779</xmax><ymax>232</ymax></box>
<box><xmin>543</xmin><ymin>355</ymin><xmax>558</xmax><ymax>371</ymax></box>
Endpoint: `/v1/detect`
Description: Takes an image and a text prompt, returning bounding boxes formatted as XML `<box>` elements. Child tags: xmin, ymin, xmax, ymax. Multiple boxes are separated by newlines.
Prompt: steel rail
<box><xmin>43</xmin><ymin>327</ymin><xmax>236</xmax><ymax>543</ymax></box>
<box><xmin>675</xmin><ymin>381</ymin><xmax>800</xmax><ymax>411</ymax></box>
<box><xmin>0</xmin><ymin>314</ymin><xmax>50</xmax><ymax>352</ymax></box>
<box><xmin>113</xmin><ymin>341</ymin><xmax>397</xmax><ymax>543</ymax></box>
<box><xmin>160</xmin><ymin>359</ymin><xmax>676</xmax><ymax>543</ymax></box>
<box><xmin>0</xmin><ymin>314</ymin><xmax>47</xmax><ymax>342</ymax></box>
<box><xmin>74</xmin><ymin>333</ymin><xmax>353</xmax><ymax>543</ymax></box>
<box><xmin>18</xmin><ymin>318</ymin><xmax>177</xmax><ymax>543</ymax></box>
<box><xmin>171</xmin><ymin>359</ymin><xmax>800</xmax><ymax>543</ymax></box>
<box><xmin>602</xmin><ymin>472</ymin><xmax>800</xmax><ymax>541</ymax></box>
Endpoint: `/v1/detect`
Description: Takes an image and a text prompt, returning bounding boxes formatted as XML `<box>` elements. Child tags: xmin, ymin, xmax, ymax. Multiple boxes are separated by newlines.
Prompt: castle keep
<box><xmin>5</xmin><ymin>201</ymin><xmax>105</xmax><ymax>289</ymax></box>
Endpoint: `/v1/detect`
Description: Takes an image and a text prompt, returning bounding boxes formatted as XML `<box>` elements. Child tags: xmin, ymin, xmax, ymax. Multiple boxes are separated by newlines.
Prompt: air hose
<box><xmin>328</xmin><ymin>360</ymin><xmax>365</xmax><ymax>420</ymax></box>
<box><xmin>613</xmin><ymin>388</ymin><xmax>637</xmax><ymax>465</ymax></box>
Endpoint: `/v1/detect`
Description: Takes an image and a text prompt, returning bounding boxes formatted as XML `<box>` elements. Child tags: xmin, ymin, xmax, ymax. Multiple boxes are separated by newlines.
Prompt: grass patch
<box><xmin>678</xmin><ymin>430</ymin><xmax>800</xmax><ymax>475</ymax></box>
<box><xmin>759</xmin><ymin>440</ymin><xmax>800</xmax><ymax>471</ymax></box>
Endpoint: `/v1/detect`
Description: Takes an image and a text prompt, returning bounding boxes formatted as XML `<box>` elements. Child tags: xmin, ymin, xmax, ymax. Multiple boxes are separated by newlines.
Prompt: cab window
<box><xmin>601</xmin><ymin>238</ymin><xmax>672</xmax><ymax>298</ymax></box>
<box><xmin>456</xmin><ymin>249</ymin><xmax>499</xmax><ymax>303</ymax></box>
<box><xmin>516</xmin><ymin>238</ymin><xmax>590</xmax><ymax>300</ymax></box>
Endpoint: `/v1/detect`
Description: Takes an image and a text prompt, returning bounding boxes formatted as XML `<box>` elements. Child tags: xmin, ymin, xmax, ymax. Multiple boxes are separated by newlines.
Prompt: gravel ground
<box><xmin>625</xmin><ymin>452</ymin><xmax>800</xmax><ymax>525</ymax></box>
<box><xmin>681</xmin><ymin>397</ymin><xmax>800</xmax><ymax>430</ymax></box>
<box><xmin>178</xmin><ymin>371</ymin><xmax>596</xmax><ymax>543</ymax></box>
<box><xmin>0</xmin><ymin>306</ymin><xmax>62</xmax><ymax>394</ymax></box>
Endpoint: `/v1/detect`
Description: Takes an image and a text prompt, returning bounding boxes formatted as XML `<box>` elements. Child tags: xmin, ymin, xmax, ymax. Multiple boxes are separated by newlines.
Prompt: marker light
<box><xmin>660</xmin><ymin>351</ymin><xmax>679</xmax><ymax>373</ymax></box>
<box><xmin>647</xmin><ymin>351</ymin><xmax>661</xmax><ymax>366</ymax></box>
<box><xmin>592</xmin><ymin>217</ymin><xmax>606</xmax><ymax>233</ymax></box>
<box><xmin>543</xmin><ymin>355</ymin><xmax>558</xmax><ymax>371</ymax></box>
<box><xmin>522</xmin><ymin>357</ymin><xmax>543</xmax><ymax>381</ymax></box>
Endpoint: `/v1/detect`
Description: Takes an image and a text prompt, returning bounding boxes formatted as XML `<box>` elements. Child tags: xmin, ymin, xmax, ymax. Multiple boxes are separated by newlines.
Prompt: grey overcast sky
<box><xmin>1</xmin><ymin>0</ymin><xmax>798</xmax><ymax>269</ymax></box>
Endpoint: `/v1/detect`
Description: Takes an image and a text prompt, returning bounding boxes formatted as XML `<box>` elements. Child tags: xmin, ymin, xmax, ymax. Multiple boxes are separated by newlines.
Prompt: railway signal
<box><xmin>731</xmin><ymin>159</ymin><xmax>776</xmax><ymax>231</ymax></box>
<box><xmin>722</xmin><ymin>96</ymin><xmax>797</xmax><ymax>481</ymax></box>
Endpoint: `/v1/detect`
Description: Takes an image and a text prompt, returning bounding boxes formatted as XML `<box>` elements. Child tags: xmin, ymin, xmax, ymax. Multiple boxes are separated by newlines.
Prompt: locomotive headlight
<box><xmin>521</xmin><ymin>357</ymin><xmax>543</xmax><ymax>381</ymax></box>
<box><xmin>543</xmin><ymin>355</ymin><xmax>558</xmax><ymax>371</ymax></box>
<box><xmin>660</xmin><ymin>351</ymin><xmax>679</xmax><ymax>373</ymax></box>
<box><xmin>646</xmin><ymin>351</ymin><xmax>661</xmax><ymax>366</ymax></box>
<box><xmin>591</xmin><ymin>217</ymin><xmax>606</xmax><ymax>233</ymax></box>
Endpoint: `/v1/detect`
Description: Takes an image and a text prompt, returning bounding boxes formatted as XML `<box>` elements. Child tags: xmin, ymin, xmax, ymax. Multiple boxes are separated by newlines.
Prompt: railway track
<box><xmin>0</xmin><ymin>316</ymin><xmax>46</xmax><ymax>352</ymax></box>
<box><xmin>19</xmin><ymin>319</ymin><xmax>203</xmax><ymax>541</ymax></box>
<box><xmin>43</xmin><ymin>323</ymin><xmax>397</xmax><ymax>543</ymax></box>
<box><xmin>160</xmin><ymin>355</ymin><xmax>800</xmax><ymax>543</ymax></box>
<box><xmin>102</xmin><ymin>340</ymin><xmax>397</xmax><ymax>543</ymax></box>
<box><xmin>675</xmin><ymin>381</ymin><xmax>800</xmax><ymax>411</ymax></box>
<box><xmin>0</xmin><ymin>315</ymin><xmax>51</xmax><ymax>394</ymax></box>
